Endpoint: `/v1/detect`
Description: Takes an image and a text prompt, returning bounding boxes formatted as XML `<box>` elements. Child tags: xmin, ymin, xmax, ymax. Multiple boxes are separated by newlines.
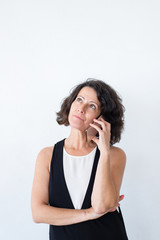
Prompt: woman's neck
<box><xmin>65</xmin><ymin>128</ymin><xmax>96</xmax><ymax>152</ymax></box>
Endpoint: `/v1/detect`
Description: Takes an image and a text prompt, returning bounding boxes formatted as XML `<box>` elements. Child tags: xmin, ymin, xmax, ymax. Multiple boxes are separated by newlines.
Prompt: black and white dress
<box><xmin>49</xmin><ymin>139</ymin><xmax>128</xmax><ymax>240</ymax></box>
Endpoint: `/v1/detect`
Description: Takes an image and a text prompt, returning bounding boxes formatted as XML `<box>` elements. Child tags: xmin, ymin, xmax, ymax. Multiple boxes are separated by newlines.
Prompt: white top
<box><xmin>63</xmin><ymin>147</ymin><xmax>97</xmax><ymax>209</ymax></box>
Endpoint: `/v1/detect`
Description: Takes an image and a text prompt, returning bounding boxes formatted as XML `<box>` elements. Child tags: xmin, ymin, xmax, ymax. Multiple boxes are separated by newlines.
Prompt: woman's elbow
<box><xmin>92</xmin><ymin>200</ymin><xmax>117</xmax><ymax>214</ymax></box>
<box><xmin>31</xmin><ymin>204</ymin><xmax>43</xmax><ymax>224</ymax></box>
<box><xmin>93</xmin><ymin>204</ymin><xmax>112</xmax><ymax>214</ymax></box>
<box><xmin>93</xmin><ymin>206</ymin><xmax>107</xmax><ymax>214</ymax></box>
<box><xmin>32</xmin><ymin>215</ymin><xmax>40</xmax><ymax>224</ymax></box>
<box><xmin>32</xmin><ymin>209</ymin><xmax>41</xmax><ymax>224</ymax></box>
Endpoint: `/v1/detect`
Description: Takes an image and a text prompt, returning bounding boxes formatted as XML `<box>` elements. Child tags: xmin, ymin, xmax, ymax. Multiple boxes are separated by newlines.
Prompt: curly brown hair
<box><xmin>56</xmin><ymin>78</ymin><xmax>125</xmax><ymax>145</ymax></box>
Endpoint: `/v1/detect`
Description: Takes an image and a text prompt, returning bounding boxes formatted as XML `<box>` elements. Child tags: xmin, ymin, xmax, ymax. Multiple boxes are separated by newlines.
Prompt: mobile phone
<box><xmin>87</xmin><ymin>115</ymin><xmax>102</xmax><ymax>139</ymax></box>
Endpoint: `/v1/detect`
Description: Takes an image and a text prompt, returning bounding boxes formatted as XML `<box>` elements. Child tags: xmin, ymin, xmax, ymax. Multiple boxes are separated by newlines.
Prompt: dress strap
<box><xmin>118</xmin><ymin>206</ymin><xmax>128</xmax><ymax>237</ymax></box>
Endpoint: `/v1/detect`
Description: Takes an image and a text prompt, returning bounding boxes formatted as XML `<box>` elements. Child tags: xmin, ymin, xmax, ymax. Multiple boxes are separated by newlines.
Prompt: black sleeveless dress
<box><xmin>49</xmin><ymin>139</ymin><xmax>128</xmax><ymax>240</ymax></box>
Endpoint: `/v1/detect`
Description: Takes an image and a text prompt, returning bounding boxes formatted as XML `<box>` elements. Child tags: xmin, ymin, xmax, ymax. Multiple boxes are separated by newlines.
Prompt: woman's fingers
<box><xmin>89</xmin><ymin>118</ymin><xmax>111</xmax><ymax>152</ymax></box>
<box><xmin>118</xmin><ymin>195</ymin><xmax>125</xmax><ymax>202</ymax></box>
<box><xmin>95</xmin><ymin>117</ymin><xmax>111</xmax><ymax>130</ymax></box>
<box><xmin>89</xmin><ymin>118</ymin><xmax>109</xmax><ymax>136</ymax></box>
<box><xmin>89</xmin><ymin>122</ymin><xmax>102</xmax><ymax>134</ymax></box>
<box><xmin>92</xmin><ymin>118</ymin><xmax>108</xmax><ymax>131</ymax></box>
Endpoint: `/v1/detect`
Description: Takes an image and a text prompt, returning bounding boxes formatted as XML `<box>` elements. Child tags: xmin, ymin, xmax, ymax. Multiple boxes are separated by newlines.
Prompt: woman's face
<box><xmin>68</xmin><ymin>87</ymin><xmax>101</xmax><ymax>131</ymax></box>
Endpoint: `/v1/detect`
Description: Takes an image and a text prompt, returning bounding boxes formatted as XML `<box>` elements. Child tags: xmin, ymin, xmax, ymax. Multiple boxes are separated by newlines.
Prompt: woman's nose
<box><xmin>78</xmin><ymin>104</ymin><xmax>86</xmax><ymax>113</ymax></box>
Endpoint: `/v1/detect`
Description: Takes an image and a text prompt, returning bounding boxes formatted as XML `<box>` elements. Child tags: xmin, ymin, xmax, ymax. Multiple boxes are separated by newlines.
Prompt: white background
<box><xmin>0</xmin><ymin>0</ymin><xmax>160</xmax><ymax>239</ymax></box>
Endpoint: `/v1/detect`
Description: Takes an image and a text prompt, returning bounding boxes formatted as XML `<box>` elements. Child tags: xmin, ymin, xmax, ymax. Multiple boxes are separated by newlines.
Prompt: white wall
<box><xmin>0</xmin><ymin>0</ymin><xmax>160</xmax><ymax>239</ymax></box>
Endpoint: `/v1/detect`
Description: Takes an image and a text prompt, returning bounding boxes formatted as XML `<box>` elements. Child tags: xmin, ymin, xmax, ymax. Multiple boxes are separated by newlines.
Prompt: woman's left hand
<box><xmin>89</xmin><ymin>117</ymin><xmax>111</xmax><ymax>153</ymax></box>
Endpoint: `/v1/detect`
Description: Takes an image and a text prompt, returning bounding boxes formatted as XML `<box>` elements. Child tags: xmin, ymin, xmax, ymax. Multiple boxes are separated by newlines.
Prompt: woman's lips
<box><xmin>73</xmin><ymin>115</ymin><xmax>84</xmax><ymax>121</ymax></box>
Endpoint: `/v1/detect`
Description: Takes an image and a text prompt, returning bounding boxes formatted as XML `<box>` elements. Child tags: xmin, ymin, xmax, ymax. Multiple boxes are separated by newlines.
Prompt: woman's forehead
<box><xmin>77</xmin><ymin>87</ymin><xmax>99</xmax><ymax>102</ymax></box>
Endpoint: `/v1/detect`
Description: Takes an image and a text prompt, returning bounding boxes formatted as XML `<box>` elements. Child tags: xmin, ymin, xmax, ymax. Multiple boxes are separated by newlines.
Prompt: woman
<box><xmin>31</xmin><ymin>78</ymin><xmax>128</xmax><ymax>239</ymax></box>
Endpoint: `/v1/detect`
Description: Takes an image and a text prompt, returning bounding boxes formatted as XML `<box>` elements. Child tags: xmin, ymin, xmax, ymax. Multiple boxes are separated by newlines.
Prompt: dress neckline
<box><xmin>63</xmin><ymin>145</ymin><xmax>97</xmax><ymax>158</ymax></box>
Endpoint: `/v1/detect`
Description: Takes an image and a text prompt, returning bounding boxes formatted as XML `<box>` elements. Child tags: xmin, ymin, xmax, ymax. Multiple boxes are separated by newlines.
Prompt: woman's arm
<box><xmin>90</xmin><ymin>118</ymin><xmax>126</xmax><ymax>214</ymax></box>
<box><xmin>31</xmin><ymin>147</ymin><xmax>106</xmax><ymax>226</ymax></box>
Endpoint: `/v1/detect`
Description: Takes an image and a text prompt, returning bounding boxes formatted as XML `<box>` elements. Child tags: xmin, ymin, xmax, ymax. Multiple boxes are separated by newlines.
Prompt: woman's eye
<box><xmin>90</xmin><ymin>104</ymin><xmax>96</xmax><ymax>110</ymax></box>
<box><xmin>76</xmin><ymin>97</ymin><xmax>82</xmax><ymax>102</ymax></box>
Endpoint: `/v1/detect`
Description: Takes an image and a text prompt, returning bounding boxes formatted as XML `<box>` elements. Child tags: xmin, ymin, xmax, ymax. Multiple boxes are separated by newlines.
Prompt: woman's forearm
<box><xmin>91</xmin><ymin>151</ymin><xmax>117</xmax><ymax>214</ymax></box>
<box><xmin>32</xmin><ymin>204</ymin><xmax>107</xmax><ymax>226</ymax></box>
<box><xmin>32</xmin><ymin>204</ymin><xmax>93</xmax><ymax>226</ymax></box>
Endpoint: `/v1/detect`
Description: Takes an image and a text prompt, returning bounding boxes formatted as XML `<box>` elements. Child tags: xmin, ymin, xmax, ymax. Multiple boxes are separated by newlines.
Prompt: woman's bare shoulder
<box><xmin>38</xmin><ymin>145</ymin><xmax>54</xmax><ymax>157</ymax></box>
<box><xmin>36</xmin><ymin>145</ymin><xmax>54</xmax><ymax>172</ymax></box>
<box><xmin>110</xmin><ymin>146</ymin><xmax>127</xmax><ymax>167</ymax></box>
